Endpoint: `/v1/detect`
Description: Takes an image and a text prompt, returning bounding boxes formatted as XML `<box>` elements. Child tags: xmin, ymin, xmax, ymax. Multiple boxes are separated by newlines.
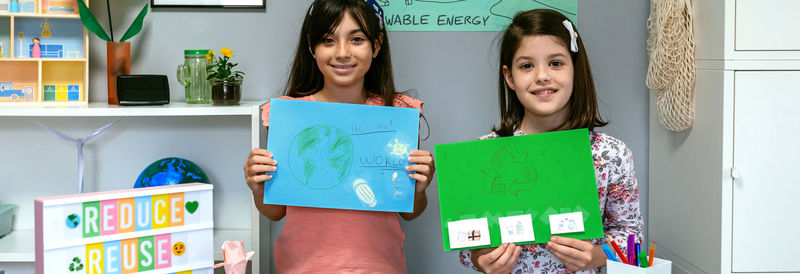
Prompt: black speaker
<box><xmin>116</xmin><ymin>75</ymin><xmax>170</xmax><ymax>105</ymax></box>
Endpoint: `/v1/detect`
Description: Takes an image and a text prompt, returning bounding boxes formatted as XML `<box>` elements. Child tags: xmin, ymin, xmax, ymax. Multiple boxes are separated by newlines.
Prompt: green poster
<box><xmin>377</xmin><ymin>0</ymin><xmax>577</xmax><ymax>32</ymax></box>
<box><xmin>434</xmin><ymin>129</ymin><xmax>602</xmax><ymax>251</ymax></box>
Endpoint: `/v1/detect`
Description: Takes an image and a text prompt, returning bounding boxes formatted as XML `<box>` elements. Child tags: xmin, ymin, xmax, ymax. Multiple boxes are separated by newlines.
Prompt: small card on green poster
<box><xmin>434</xmin><ymin>128</ymin><xmax>603</xmax><ymax>251</ymax></box>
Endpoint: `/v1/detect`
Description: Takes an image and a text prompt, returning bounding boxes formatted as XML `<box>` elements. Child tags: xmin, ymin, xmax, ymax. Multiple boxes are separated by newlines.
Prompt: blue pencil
<box><xmin>635</xmin><ymin>243</ymin><xmax>641</xmax><ymax>267</ymax></box>
<box><xmin>601</xmin><ymin>244</ymin><xmax>618</xmax><ymax>262</ymax></box>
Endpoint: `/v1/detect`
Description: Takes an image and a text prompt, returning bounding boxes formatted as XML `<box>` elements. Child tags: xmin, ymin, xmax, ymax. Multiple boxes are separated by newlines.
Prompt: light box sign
<box><xmin>35</xmin><ymin>183</ymin><xmax>214</xmax><ymax>274</ymax></box>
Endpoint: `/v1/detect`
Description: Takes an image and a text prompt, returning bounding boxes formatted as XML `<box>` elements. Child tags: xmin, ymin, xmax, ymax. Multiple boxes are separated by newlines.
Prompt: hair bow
<box><xmin>562</xmin><ymin>20</ymin><xmax>578</xmax><ymax>53</ymax></box>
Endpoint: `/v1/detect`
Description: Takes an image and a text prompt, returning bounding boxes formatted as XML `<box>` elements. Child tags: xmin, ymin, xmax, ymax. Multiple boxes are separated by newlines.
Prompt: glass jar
<box><xmin>211</xmin><ymin>78</ymin><xmax>242</xmax><ymax>105</ymax></box>
<box><xmin>177</xmin><ymin>49</ymin><xmax>211</xmax><ymax>104</ymax></box>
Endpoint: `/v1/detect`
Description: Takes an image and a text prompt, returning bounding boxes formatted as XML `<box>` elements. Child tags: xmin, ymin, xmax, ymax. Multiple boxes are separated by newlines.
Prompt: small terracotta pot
<box><xmin>106</xmin><ymin>42</ymin><xmax>130</xmax><ymax>105</ymax></box>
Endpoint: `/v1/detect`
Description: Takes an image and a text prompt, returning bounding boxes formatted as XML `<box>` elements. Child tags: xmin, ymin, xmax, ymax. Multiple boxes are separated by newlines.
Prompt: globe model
<box><xmin>288</xmin><ymin>125</ymin><xmax>353</xmax><ymax>190</ymax></box>
<box><xmin>133</xmin><ymin>157</ymin><xmax>210</xmax><ymax>188</ymax></box>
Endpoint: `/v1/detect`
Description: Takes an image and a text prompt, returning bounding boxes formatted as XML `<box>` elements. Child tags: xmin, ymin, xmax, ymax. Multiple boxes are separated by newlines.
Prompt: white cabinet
<box><xmin>731</xmin><ymin>72</ymin><xmax>800</xmax><ymax>272</ymax></box>
<box><xmin>649</xmin><ymin>1</ymin><xmax>800</xmax><ymax>274</ymax></box>
<box><xmin>0</xmin><ymin>102</ymin><xmax>267</xmax><ymax>274</ymax></box>
<box><xmin>734</xmin><ymin>0</ymin><xmax>800</xmax><ymax>51</ymax></box>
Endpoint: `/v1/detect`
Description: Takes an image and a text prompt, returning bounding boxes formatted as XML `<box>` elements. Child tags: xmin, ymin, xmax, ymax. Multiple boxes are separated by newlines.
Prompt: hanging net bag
<box><xmin>646</xmin><ymin>0</ymin><xmax>696</xmax><ymax>132</ymax></box>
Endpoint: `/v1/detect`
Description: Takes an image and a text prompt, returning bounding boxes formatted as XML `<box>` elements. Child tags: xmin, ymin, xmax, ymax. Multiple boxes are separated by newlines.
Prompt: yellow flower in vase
<box><xmin>206</xmin><ymin>47</ymin><xmax>244</xmax><ymax>81</ymax></box>
<box><xmin>206</xmin><ymin>50</ymin><xmax>215</xmax><ymax>63</ymax></box>
<box><xmin>206</xmin><ymin>47</ymin><xmax>245</xmax><ymax>105</ymax></box>
<box><xmin>220</xmin><ymin>47</ymin><xmax>233</xmax><ymax>58</ymax></box>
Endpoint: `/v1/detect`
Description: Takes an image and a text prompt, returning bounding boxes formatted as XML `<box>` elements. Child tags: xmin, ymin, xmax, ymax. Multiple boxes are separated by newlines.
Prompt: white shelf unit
<box><xmin>0</xmin><ymin>230</ymin><xmax>34</xmax><ymax>262</ymax></box>
<box><xmin>0</xmin><ymin>101</ymin><xmax>267</xmax><ymax>273</ymax></box>
<box><xmin>0</xmin><ymin>12</ymin><xmax>80</xmax><ymax>19</ymax></box>
<box><xmin>0</xmin><ymin>101</ymin><xmax>262</xmax><ymax>116</ymax></box>
<box><xmin>649</xmin><ymin>1</ymin><xmax>800</xmax><ymax>274</ymax></box>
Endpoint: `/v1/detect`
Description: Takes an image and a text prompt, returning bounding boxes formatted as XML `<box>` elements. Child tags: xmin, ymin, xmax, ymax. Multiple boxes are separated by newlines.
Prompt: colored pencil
<box><xmin>648</xmin><ymin>241</ymin><xmax>655</xmax><ymax>266</ymax></box>
<box><xmin>606</xmin><ymin>235</ymin><xmax>628</xmax><ymax>264</ymax></box>
<box><xmin>639</xmin><ymin>251</ymin><xmax>649</xmax><ymax>268</ymax></box>
<box><xmin>628</xmin><ymin>234</ymin><xmax>636</xmax><ymax>266</ymax></box>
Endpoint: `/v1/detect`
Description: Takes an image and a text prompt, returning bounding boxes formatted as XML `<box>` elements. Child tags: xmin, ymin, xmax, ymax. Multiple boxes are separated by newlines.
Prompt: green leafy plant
<box><xmin>77</xmin><ymin>0</ymin><xmax>148</xmax><ymax>42</ymax></box>
<box><xmin>206</xmin><ymin>47</ymin><xmax>245</xmax><ymax>81</ymax></box>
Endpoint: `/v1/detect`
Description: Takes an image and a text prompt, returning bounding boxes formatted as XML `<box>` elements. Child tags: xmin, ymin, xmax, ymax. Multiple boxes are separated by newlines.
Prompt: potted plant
<box><xmin>77</xmin><ymin>0</ymin><xmax>148</xmax><ymax>105</ymax></box>
<box><xmin>206</xmin><ymin>47</ymin><xmax>245</xmax><ymax>105</ymax></box>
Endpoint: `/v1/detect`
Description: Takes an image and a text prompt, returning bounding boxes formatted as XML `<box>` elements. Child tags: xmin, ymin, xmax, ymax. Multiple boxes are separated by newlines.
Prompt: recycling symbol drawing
<box><xmin>481</xmin><ymin>145</ymin><xmax>537</xmax><ymax>196</ymax></box>
<box><xmin>69</xmin><ymin>256</ymin><xmax>84</xmax><ymax>272</ymax></box>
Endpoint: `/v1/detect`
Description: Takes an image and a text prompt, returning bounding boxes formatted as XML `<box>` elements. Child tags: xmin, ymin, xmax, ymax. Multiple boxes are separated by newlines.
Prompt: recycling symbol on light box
<box><xmin>68</xmin><ymin>256</ymin><xmax>84</xmax><ymax>272</ymax></box>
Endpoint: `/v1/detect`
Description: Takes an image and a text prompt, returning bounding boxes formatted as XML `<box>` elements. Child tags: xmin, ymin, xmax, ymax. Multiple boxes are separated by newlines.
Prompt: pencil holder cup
<box><xmin>607</xmin><ymin>258</ymin><xmax>671</xmax><ymax>274</ymax></box>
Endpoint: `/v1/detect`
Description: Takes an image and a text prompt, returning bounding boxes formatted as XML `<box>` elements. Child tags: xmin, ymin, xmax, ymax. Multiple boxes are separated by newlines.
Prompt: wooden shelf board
<box><xmin>0</xmin><ymin>58</ymin><xmax>40</xmax><ymax>62</ymax></box>
<box><xmin>0</xmin><ymin>230</ymin><xmax>34</xmax><ymax>262</ymax></box>
<box><xmin>0</xmin><ymin>58</ymin><xmax>86</xmax><ymax>62</ymax></box>
<box><xmin>0</xmin><ymin>12</ymin><xmax>79</xmax><ymax>19</ymax></box>
<box><xmin>0</xmin><ymin>101</ymin><xmax>265</xmax><ymax>116</ymax></box>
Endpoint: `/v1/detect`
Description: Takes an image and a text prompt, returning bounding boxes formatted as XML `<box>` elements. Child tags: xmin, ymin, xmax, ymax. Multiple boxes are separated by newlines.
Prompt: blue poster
<box><xmin>265</xmin><ymin>99</ymin><xmax>420</xmax><ymax>212</ymax></box>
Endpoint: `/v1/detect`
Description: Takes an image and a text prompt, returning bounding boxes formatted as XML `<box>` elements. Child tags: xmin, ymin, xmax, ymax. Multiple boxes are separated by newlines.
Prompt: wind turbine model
<box><xmin>35</xmin><ymin>119</ymin><xmax>120</xmax><ymax>193</ymax></box>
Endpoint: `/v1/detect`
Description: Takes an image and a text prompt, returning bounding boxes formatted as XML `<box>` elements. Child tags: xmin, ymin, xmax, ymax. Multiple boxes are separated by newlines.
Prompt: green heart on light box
<box><xmin>185</xmin><ymin>201</ymin><xmax>199</xmax><ymax>214</ymax></box>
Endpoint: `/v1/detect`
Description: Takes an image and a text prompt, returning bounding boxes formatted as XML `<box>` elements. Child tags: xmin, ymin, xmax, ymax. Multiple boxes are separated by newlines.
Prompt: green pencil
<box><xmin>638</xmin><ymin>251</ymin><xmax>649</xmax><ymax>268</ymax></box>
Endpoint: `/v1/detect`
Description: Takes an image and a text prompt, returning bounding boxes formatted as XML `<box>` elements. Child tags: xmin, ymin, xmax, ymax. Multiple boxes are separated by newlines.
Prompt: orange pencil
<box><xmin>606</xmin><ymin>235</ymin><xmax>628</xmax><ymax>264</ymax></box>
<box><xmin>648</xmin><ymin>241</ymin><xmax>655</xmax><ymax>266</ymax></box>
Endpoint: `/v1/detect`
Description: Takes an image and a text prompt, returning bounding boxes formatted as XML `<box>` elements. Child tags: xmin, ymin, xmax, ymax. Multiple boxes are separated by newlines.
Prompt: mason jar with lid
<box><xmin>177</xmin><ymin>49</ymin><xmax>211</xmax><ymax>104</ymax></box>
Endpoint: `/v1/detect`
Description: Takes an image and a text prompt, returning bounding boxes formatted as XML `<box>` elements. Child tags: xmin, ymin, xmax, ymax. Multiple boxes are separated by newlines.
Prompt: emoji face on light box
<box><xmin>173</xmin><ymin>242</ymin><xmax>186</xmax><ymax>256</ymax></box>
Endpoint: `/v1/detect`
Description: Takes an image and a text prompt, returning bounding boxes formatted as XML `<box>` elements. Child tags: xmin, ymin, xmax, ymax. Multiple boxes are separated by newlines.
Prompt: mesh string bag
<box><xmin>646</xmin><ymin>0</ymin><xmax>696</xmax><ymax>132</ymax></box>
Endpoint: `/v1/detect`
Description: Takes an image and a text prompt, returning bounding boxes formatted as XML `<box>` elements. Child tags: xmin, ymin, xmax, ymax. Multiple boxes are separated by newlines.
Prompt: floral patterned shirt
<box><xmin>459</xmin><ymin>130</ymin><xmax>644</xmax><ymax>274</ymax></box>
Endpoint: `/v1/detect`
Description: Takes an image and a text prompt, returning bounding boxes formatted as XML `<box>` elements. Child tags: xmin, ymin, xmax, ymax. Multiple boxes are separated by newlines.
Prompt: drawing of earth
<box><xmin>288</xmin><ymin>125</ymin><xmax>354</xmax><ymax>190</ymax></box>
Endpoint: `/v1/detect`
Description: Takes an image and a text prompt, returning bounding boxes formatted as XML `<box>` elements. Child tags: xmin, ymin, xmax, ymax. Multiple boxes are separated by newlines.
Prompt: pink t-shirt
<box><xmin>261</xmin><ymin>93</ymin><xmax>423</xmax><ymax>274</ymax></box>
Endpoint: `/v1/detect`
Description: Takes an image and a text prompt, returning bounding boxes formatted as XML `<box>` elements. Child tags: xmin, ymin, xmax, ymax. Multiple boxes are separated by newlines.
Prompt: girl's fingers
<box><xmin>246</xmin><ymin>174</ymin><xmax>271</xmax><ymax>193</ymax></box>
<box><xmin>251</xmin><ymin>155</ymin><xmax>277</xmax><ymax>166</ymax></box>
<box><xmin>248</xmin><ymin>174</ymin><xmax>272</xmax><ymax>184</ymax></box>
<box><xmin>408</xmin><ymin>173</ymin><xmax>428</xmax><ymax>184</ymax></box>
<box><xmin>547</xmin><ymin>241</ymin><xmax>581</xmax><ymax>258</ymax></box>
<box><xmin>499</xmin><ymin>245</ymin><xmax>522</xmax><ymax>272</ymax></box>
<box><xmin>250</xmin><ymin>148</ymin><xmax>271</xmax><ymax>156</ymax></box>
<box><xmin>552</xmin><ymin>236</ymin><xmax>593</xmax><ymax>251</ymax></box>
<box><xmin>494</xmin><ymin>243</ymin><xmax>517</xmax><ymax>267</ymax></box>
<box><xmin>406</xmin><ymin>150</ymin><xmax>435</xmax><ymax>184</ymax></box>
<box><xmin>408</xmin><ymin>151</ymin><xmax>434</xmax><ymax>168</ymax></box>
<box><xmin>470</xmin><ymin>247</ymin><xmax>493</xmax><ymax>271</ymax></box>
<box><xmin>471</xmin><ymin>247</ymin><xmax>492</xmax><ymax>258</ymax></box>
<box><xmin>408</xmin><ymin>150</ymin><xmax>431</xmax><ymax>156</ymax></box>
<box><xmin>546</xmin><ymin>242</ymin><xmax>586</xmax><ymax>269</ymax></box>
<box><xmin>407</xmin><ymin>155</ymin><xmax>433</xmax><ymax>165</ymax></box>
<box><xmin>248</xmin><ymin>149</ymin><xmax>273</xmax><ymax>161</ymax></box>
<box><xmin>405</xmin><ymin>164</ymin><xmax>431</xmax><ymax>174</ymax></box>
<box><xmin>478</xmin><ymin>244</ymin><xmax>508</xmax><ymax>265</ymax></box>
<box><xmin>247</xmin><ymin>164</ymin><xmax>276</xmax><ymax>176</ymax></box>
